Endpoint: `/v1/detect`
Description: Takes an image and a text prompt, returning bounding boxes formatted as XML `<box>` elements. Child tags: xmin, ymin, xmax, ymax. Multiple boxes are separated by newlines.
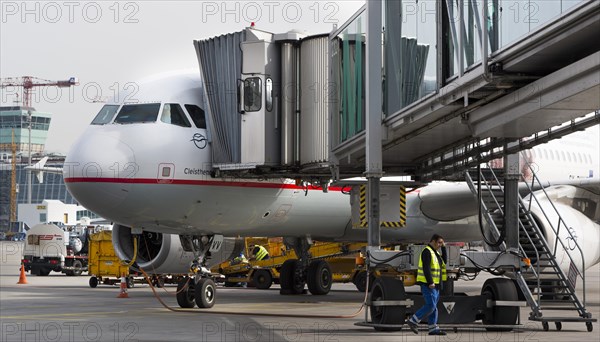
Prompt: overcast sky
<box><xmin>1</xmin><ymin>0</ymin><xmax>365</xmax><ymax>153</ymax></box>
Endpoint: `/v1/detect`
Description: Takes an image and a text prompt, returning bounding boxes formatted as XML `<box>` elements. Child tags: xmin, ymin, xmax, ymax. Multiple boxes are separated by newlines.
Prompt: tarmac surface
<box><xmin>1</xmin><ymin>241</ymin><xmax>599</xmax><ymax>342</ymax></box>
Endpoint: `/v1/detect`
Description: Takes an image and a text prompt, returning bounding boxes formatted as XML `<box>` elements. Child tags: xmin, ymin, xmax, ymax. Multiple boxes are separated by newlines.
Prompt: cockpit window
<box><xmin>161</xmin><ymin>104</ymin><xmax>191</xmax><ymax>127</ymax></box>
<box><xmin>184</xmin><ymin>104</ymin><xmax>206</xmax><ymax>129</ymax></box>
<box><xmin>91</xmin><ymin>105</ymin><xmax>119</xmax><ymax>125</ymax></box>
<box><xmin>114</xmin><ymin>103</ymin><xmax>160</xmax><ymax>124</ymax></box>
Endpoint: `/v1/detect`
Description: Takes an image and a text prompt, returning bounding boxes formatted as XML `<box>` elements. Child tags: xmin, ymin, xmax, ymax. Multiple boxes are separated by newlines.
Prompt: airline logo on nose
<box><xmin>191</xmin><ymin>133</ymin><xmax>207</xmax><ymax>149</ymax></box>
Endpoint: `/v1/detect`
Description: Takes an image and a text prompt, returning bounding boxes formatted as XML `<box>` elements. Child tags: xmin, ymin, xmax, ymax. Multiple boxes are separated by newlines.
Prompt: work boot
<box><xmin>406</xmin><ymin>320</ymin><xmax>419</xmax><ymax>334</ymax></box>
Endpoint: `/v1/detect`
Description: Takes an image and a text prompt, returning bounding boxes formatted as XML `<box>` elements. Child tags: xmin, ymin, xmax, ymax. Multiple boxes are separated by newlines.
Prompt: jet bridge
<box><xmin>194</xmin><ymin>0</ymin><xmax>598</xmax><ymax>183</ymax></box>
<box><xmin>194</xmin><ymin>28</ymin><xmax>338</xmax><ymax>178</ymax></box>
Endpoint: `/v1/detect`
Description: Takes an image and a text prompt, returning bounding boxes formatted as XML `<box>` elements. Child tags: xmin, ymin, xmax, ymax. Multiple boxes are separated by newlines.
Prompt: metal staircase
<box><xmin>465</xmin><ymin>161</ymin><xmax>595</xmax><ymax>331</ymax></box>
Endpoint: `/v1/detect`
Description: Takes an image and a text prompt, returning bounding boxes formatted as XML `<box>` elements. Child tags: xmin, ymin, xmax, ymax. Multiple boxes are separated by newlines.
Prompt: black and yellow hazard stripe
<box><xmin>359</xmin><ymin>185</ymin><xmax>367</xmax><ymax>227</ymax></box>
<box><xmin>358</xmin><ymin>185</ymin><xmax>406</xmax><ymax>228</ymax></box>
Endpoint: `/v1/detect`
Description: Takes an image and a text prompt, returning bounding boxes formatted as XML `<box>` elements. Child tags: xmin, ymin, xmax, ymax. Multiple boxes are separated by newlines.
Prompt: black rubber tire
<box><xmin>481</xmin><ymin>278</ymin><xmax>519</xmax><ymax>331</ymax></box>
<box><xmin>195</xmin><ymin>278</ymin><xmax>216</xmax><ymax>308</ymax></box>
<box><xmin>307</xmin><ymin>260</ymin><xmax>332</xmax><ymax>295</ymax></box>
<box><xmin>156</xmin><ymin>277</ymin><xmax>165</xmax><ymax>288</ymax></box>
<box><xmin>176</xmin><ymin>277</ymin><xmax>195</xmax><ymax>308</ymax></box>
<box><xmin>72</xmin><ymin>260</ymin><xmax>83</xmax><ymax>276</ymax></box>
<box><xmin>253</xmin><ymin>270</ymin><xmax>273</xmax><ymax>290</ymax></box>
<box><xmin>369</xmin><ymin>277</ymin><xmax>406</xmax><ymax>331</ymax></box>
<box><xmin>126</xmin><ymin>277</ymin><xmax>134</xmax><ymax>288</ymax></box>
<box><xmin>555</xmin><ymin>322</ymin><xmax>562</xmax><ymax>331</ymax></box>
<box><xmin>89</xmin><ymin>276</ymin><xmax>98</xmax><ymax>288</ymax></box>
<box><xmin>38</xmin><ymin>269</ymin><xmax>50</xmax><ymax>276</ymax></box>
<box><xmin>542</xmin><ymin>321</ymin><xmax>549</xmax><ymax>331</ymax></box>
<box><xmin>586</xmin><ymin>322</ymin><xmax>593</xmax><ymax>332</ymax></box>
<box><xmin>279</xmin><ymin>259</ymin><xmax>304</xmax><ymax>294</ymax></box>
<box><xmin>353</xmin><ymin>271</ymin><xmax>368</xmax><ymax>292</ymax></box>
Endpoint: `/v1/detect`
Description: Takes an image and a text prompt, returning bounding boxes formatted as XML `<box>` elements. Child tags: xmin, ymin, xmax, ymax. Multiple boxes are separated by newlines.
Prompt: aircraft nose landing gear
<box><xmin>176</xmin><ymin>235</ymin><xmax>219</xmax><ymax>309</ymax></box>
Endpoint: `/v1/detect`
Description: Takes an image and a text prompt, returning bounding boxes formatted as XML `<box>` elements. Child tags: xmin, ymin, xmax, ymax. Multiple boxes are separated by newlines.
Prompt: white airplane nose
<box><xmin>64</xmin><ymin>131</ymin><xmax>136</xmax><ymax>217</ymax></box>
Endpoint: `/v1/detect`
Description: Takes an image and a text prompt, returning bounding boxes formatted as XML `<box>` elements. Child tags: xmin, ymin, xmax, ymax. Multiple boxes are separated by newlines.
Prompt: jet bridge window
<box><xmin>91</xmin><ymin>105</ymin><xmax>119</xmax><ymax>125</ymax></box>
<box><xmin>114</xmin><ymin>103</ymin><xmax>160</xmax><ymax>124</ymax></box>
<box><xmin>266</xmin><ymin>78</ymin><xmax>273</xmax><ymax>112</ymax></box>
<box><xmin>244</xmin><ymin>77</ymin><xmax>262</xmax><ymax>112</ymax></box>
<box><xmin>161</xmin><ymin>104</ymin><xmax>191</xmax><ymax>127</ymax></box>
<box><xmin>184</xmin><ymin>104</ymin><xmax>206</xmax><ymax>129</ymax></box>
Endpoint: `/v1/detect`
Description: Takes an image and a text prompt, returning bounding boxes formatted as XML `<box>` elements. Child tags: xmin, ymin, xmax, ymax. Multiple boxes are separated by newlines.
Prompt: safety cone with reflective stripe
<box><xmin>17</xmin><ymin>264</ymin><xmax>28</xmax><ymax>284</ymax></box>
<box><xmin>117</xmin><ymin>275</ymin><xmax>129</xmax><ymax>298</ymax></box>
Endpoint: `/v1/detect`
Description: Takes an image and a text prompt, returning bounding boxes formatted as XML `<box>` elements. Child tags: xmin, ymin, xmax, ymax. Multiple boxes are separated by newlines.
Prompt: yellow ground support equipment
<box><xmin>217</xmin><ymin>239</ymin><xmax>367</xmax><ymax>290</ymax></box>
<box><xmin>87</xmin><ymin>230</ymin><xmax>132</xmax><ymax>288</ymax></box>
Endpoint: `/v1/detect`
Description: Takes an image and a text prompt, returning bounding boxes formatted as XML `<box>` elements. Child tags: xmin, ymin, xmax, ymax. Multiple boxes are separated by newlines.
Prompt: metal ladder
<box><xmin>465</xmin><ymin>161</ymin><xmax>595</xmax><ymax>331</ymax></box>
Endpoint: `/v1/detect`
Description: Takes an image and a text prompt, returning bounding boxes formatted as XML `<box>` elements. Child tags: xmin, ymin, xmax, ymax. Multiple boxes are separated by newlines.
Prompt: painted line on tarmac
<box><xmin>1</xmin><ymin>310</ymin><xmax>129</xmax><ymax>320</ymax></box>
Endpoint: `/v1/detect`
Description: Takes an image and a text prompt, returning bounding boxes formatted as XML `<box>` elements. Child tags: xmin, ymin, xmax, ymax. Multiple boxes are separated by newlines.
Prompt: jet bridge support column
<box><xmin>504</xmin><ymin>152</ymin><xmax>520</xmax><ymax>252</ymax></box>
<box><xmin>365</xmin><ymin>0</ymin><xmax>383</xmax><ymax>253</ymax></box>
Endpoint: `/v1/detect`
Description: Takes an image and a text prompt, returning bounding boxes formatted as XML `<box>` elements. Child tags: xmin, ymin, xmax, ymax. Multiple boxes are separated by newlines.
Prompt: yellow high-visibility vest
<box><xmin>254</xmin><ymin>245</ymin><xmax>269</xmax><ymax>261</ymax></box>
<box><xmin>416</xmin><ymin>245</ymin><xmax>447</xmax><ymax>284</ymax></box>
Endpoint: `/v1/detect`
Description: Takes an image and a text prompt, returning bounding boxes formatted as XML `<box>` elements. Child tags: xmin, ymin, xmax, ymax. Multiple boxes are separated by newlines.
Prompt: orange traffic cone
<box><xmin>17</xmin><ymin>264</ymin><xmax>28</xmax><ymax>284</ymax></box>
<box><xmin>117</xmin><ymin>275</ymin><xmax>129</xmax><ymax>298</ymax></box>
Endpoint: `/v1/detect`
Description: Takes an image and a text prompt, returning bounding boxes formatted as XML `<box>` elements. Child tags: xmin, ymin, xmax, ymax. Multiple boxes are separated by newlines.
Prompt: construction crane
<box><xmin>0</xmin><ymin>76</ymin><xmax>78</xmax><ymax>108</ymax></box>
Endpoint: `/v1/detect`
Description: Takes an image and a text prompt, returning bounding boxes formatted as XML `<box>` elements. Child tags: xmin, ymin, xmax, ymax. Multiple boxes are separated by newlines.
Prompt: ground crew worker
<box><xmin>250</xmin><ymin>245</ymin><xmax>270</xmax><ymax>261</ymax></box>
<box><xmin>406</xmin><ymin>234</ymin><xmax>448</xmax><ymax>336</ymax></box>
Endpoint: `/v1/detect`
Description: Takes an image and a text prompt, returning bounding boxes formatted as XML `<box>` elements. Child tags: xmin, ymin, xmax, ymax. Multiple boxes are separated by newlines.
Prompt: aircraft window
<box><xmin>567</xmin><ymin>152</ymin><xmax>572</xmax><ymax>163</ymax></box>
<box><xmin>577</xmin><ymin>153</ymin><xmax>583</xmax><ymax>163</ymax></box>
<box><xmin>185</xmin><ymin>104</ymin><xmax>206</xmax><ymax>129</ymax></box>
<box><xmin>91</xmin><ymin>105</ymin><xmax>119</xmax><ymax>125</ymax></box>
<box><xmin>161</xmin><ymin>104</ymin><xmax>191</xmax><ymax>127</ymax></box>
<box><xmin>543</xmin><ymin>149</ymin><xmax>549</xmax><ymax>160</ymax></box>
<box><xmin>561</xmin><ymin>151</ymin><xmax>566</xmax><ymax>161</ymax></box>
<box><xmin>266</xmin><ymin>78</ymin><xmax>273</xmax><ymax>112</ymax></box>
<box><xmin>114</xmin><ymin>103</ymin><xmax>160</xmax><ymax>124</ymax></box>
<box><xmin>244</xmin><ymin>77</ymin><xmax>262</xmax><ymax>112</ymax></box>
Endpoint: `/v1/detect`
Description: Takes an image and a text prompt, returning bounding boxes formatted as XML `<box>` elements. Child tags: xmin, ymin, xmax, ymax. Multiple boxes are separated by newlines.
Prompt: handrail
<box><xmin>519</xmin><ymin>151</ymin><xmax>586</xmax><ymax>309</ymax></box>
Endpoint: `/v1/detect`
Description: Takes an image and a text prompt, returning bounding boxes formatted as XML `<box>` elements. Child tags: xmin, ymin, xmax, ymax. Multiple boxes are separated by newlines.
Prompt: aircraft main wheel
<box><xmin>89</xmin><ymin>276</ymin><xmax>98</xmax><ymax>288</ymax></box>
<box><xmin>280</xmin><ymin>259</ymin><xmax>305</xmax><ymax>294</ymax></box>
<box><xmin>369</xmin><ymin>277</ymin><xmax>406</xmax><ymax>331</ymax></box>
<box><xmin>307</xmin><ymin>260</ymin><xmax>332</xmax><ymax>295</ymax></box>
<box><xmin>176</xmin><ymin>277</ymin><xmax>195</xmax><ymax>308</ymax></box>
<box><xmin>195</xmin><ymin>278</ymin><xmax>216</xmax><ymax>308</ymax></box>
<box><xmin>481</xmin><ymin>278</ymin><xmax>519</xmax><ymax>331</ymax></box>
<box><xmin>253</xmin><ymin>270</ymin><xmax>272</xmax><ymax>289</ymax></box>
<box><xmin>72</xmin><ymin>260</ymin><xmax>83</xmax><ymax>276</ymax></box>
